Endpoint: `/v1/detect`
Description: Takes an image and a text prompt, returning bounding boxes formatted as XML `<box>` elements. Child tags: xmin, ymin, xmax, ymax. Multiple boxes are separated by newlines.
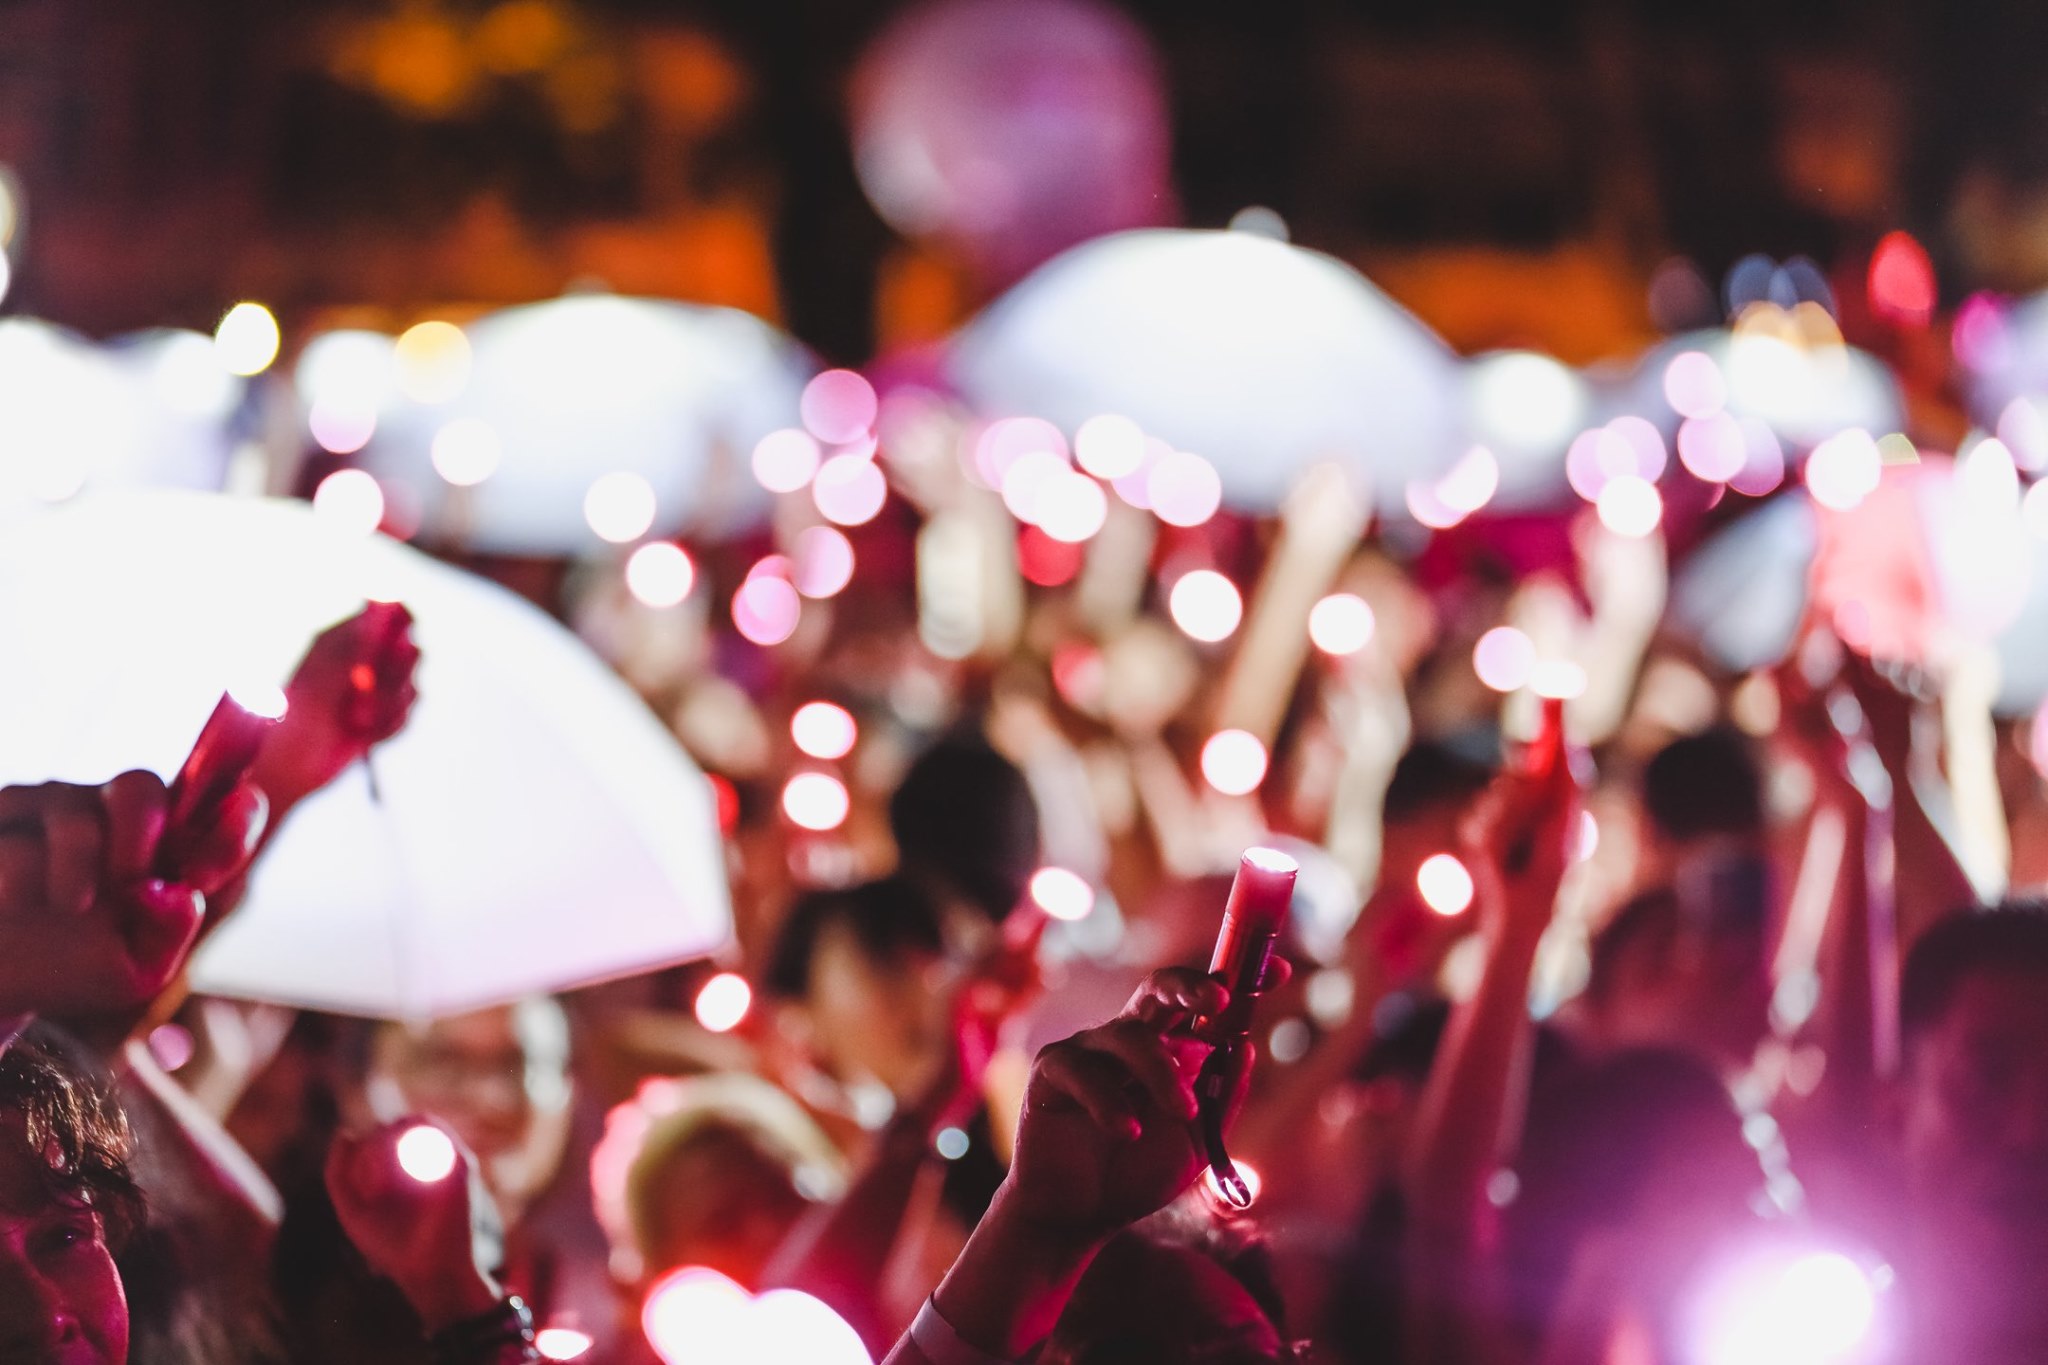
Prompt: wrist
<box><xmin>929</xmin><ymin>1182</ymin><xmax>1105</xmax><ymax>1360</ymax></box>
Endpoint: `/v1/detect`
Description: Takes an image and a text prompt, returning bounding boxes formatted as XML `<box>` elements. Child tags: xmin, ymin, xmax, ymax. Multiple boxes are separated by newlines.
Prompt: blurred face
<box><xmin>370</xmin><ymin>1001</ymin><xmax>572</xmax><ymax>1217</ymax></box>
<box><xmin>806</xmin><ymin>922</ymin><xmax>947</xmax><ymax>1099</ymax></box>
<box><xmin>0</xmin><ymin>1132</ymin><xmax>127</xmax><ymax>1365</ymax></box>
<box><xmin>1898</xmin><ymin>969</ymin><xmax>2048</xmax><ymax>1265</ymax></box>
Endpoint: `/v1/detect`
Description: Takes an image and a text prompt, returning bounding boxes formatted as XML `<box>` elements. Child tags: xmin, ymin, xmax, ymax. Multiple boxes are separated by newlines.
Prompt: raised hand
<box><xmin>257</xmin><ymin>603</ymin><xmax>421</xmax><ymax>809</ymax></box>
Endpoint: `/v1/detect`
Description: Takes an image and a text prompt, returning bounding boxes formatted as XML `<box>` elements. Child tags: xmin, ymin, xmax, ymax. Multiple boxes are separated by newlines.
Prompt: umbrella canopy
<box><xmin>345</xmin><ymin>296</ymin><xmax>813</xmax><ymax>554</ymax></box>
<box><xmin>1624</xmin><ymin>325</ymin><xmax>1903</xmax><ymax>452</ymax></box>
<box><xmin>0</xmin><ymin>491</ymin><xmax>731</xmax><ymax>1018</ymax></box>
<box><xmin>947</xmin><ymin>228</ymin><xmax>1464</xmax><ymax>511</ymax></box>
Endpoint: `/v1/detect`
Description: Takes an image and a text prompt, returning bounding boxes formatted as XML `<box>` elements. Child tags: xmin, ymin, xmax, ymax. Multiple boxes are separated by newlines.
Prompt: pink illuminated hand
<box><xmin>257</xmin><ymin>604</ymin><xmax>420</xmax><ymax>808</ymax></box>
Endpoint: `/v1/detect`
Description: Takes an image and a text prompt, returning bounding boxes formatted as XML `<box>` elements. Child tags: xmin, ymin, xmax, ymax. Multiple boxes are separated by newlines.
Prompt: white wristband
<box><xmin>909</xmin><ymin>1297</ymin><xmax>1033</xmax><ymax>1365</ymax></box>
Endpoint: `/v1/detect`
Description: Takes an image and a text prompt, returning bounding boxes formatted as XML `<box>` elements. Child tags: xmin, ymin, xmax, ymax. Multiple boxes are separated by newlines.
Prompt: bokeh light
<box><xmin>395</xmin><ymin>1124</ymin><xmax>458</xmax><ymax>1183</ymax></box>
<box><xmin>693</xmin><ymin>973</ymin><xmax>753</xmax><ymax>1034</ymax></box>
<box><xmin>1147</xmin><ymin>450</ymin><xmax>1224</xmax><ymax>527</ymax></box>
<box><xmin>1728</xmin><ymin>418</ymin><xmax>1786</xmax><ymax>496</ymax></box>
<box><xmin>1000</xmin><ymin>448</ymin><xmax>1070</xmax><ymax>523</ymax></box>
<box><xmin>584</xmin><ymin>472</ymin><xmax>658</xmax><ymax>543</ymax></box>
<box><xmin>312</xmin><ymin>469</ymin><xmax>385</xmax><ymax>537</ymax></box>
<box><xmin>791</xmin><ymin>701</ymin><xmax>858</xmax><ymax>760</ymax></box>
<box><xmin>1018</xmin><ymin>525</ymin><xmax>1085</xmax><ymax>587</ymax></box>
<box><xmin>733</xmin><ymin>574</ymin><xmax>802</xmax><ymax>646</ymax></box>
<box><xmin>535</xmin><ymin>1327</ymin><xmax>594</xmax><ymax>1361</ymax></box>
<box><xmin>1868</xmin><ymin>231</ymin><xmax>1936</xmax><ymax>327</ymax></box>
<box><xmin>1030</xmin><ymin>866</ymin><xmax>1097</xmax><ymax>922</ymax></box>
<box><xmin>1074</xmin><ymin>414</ymin><xmax>1148</xmax><ymax>480</ymax></box>
<box><xmin>753</xmin><ymin>428</ymin><xmax>823</xmax><ymax>494</ymax></box>
<box><xmin>782</xmin><ymin>772</ymin><xmax>851</xmax><ymax>831</ymax></box>
<box><xmin>812</xmin><ymin>454</ymin><xmax>888</xmax><ymax>526</ymax></box>
<box><xmin>1436</xmin><ymin>446</ymin><xmax>1500</xmax><ymax>515</ymax></box>
<box><xmin>1203</xmin><ymin>1159</ymin><xmax>1264</xmax><ymax>1208</ymax></box>
<box><xmin>1406</xmin><ymin>479</ymin><xmax>1466</xmax><ymax>530</ymax></box>
<box><xmin>1692</xmin><ymin>1249</ymin><xmax>1879</xmax><ymax>1365</ymax></box>
<box><xmin>800</xmin><ymin>369</ymin><xmax>879</xmax><ymax>446</ymax></box>
<box><xmin>308</xmin><ymin>402</ymin><xmax>378</xmax><ymax>456</ymax></box>
<box><xmin>626</xmin><ymin>543</ymin><xmax>696</xmax><ymax>608</ymax></box>
<box><xmin>1308</xmin><ymin>593</ymin><xmax>1375</xmax><ymax>656</ymax></box>
<box><xmin>1036</xmin><ymin>471</ymin><xmax>1109</xmax><ymax>543</ymax></box>
<box><xmin>1678</xmin><ymin>413</ymin><xmax>1747</xmax><ymax>482</ymax></box>
<box><xmin>214</xmin><ymin>302</ymin><xmax>280</xmax><ymax>377</ymax></box>
<box><xmin>975</xmin><ymin>417</ymin><xmax>1069</xmax><ymax>489</ymax></box>
<box><xmin>1531</xmin><ymin>659</ymin><xmax>1590</xmax><ymax>700</ymax></box>
<box><xmin>1473</xmin><ymin>626</ymin><xmax>1536</xmax><ymax>692</ymax></box>
<box><xmin>793</xmin><ymin>526</ymin><xmax>856</xmax><ymax>598</ymax></box>
<box><xmin>431</xmin><ymin>417</ymin><xmax>502</xmax><ymax>486</ymax></box>
<box><xmin>1168</xmin><ymin>569</ymin><xmax>1244</xmax><ymax>643</ymax></box>
<box><xmin>393</xmin><ymin>320</ymin><xmax>472</xmax><ymax>404</ymax></box>
<box><xmin>1596</xmin><ymin>474</ymin><xmax>1664</xmax><ymax>537</ymax></box>
<box><xmin>1201</xmin><ymin>729</ymin><xmax>1269</xmax><ymax>796</ymax></box>
<box><xmin>1416</xmin><ymin>854</ymin><xmax>1474</xmax><ymax>916</ymax></box>
<box><xmin>1470</xmin><ymin>352</ymin><xmax>1585</xmax><ymax>453</ymax></box>
<box><xmin>1663</xmin><ymin>350</ymin><xmax>1727</xmax><ymax>419</ymax></box>
<box><xmin>297</xmin><ymin>330</ymin><xmax>394</xmax><ymax>413</ymax></box>
<box><xmin>1804</xmin><ymin>429</ymin><xmax>1882</xmax><ymax>511</ymax></box>
<box><xmin>642</xmin><ymin>1269</ymin><xmax>869</xmax><ymax>1365</ymax></box>
<box><xmin>1998</xmin><ymin>398</ymin><xmax>2048</xmax><ymax>473</ymax></box>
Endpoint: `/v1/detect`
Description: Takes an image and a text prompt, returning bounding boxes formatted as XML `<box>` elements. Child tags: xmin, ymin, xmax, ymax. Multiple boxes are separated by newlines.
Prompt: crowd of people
<box><xmin>5</xmin><ymin>510</ymin><xmax>2048</xmax><ymax>1365</ymax></box>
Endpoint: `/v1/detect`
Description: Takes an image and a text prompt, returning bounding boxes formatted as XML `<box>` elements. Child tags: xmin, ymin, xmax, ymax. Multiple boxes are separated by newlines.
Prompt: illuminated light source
<box><xmin>308</xmin><ymin>402</ymin><xmax>378</xmax><ymax>455</ymax></box>
<box><xmin>430</xmin><ymin>417</ymin><xmax>502</xmax><ymax>487</ymax></box>
<box><xmin>793</xmin><ymin>526</ymin><xmax>856</xmax><ymax>598</ymax></box>
<box><xmin>148</xmin><ymin>331</ymin><xmax>239</xmax><ymax>419</ymax></box>
<box><xmin>146</xmin><ymin>1023</ymin><xmax>196</xmax><ymax>1073</ymax></box>
<box><xmin>752</xmin><ymin>428</ymin><xmax>823</xmax><ymax>493</ymax></box>
<box><xmin>1531</xmin><ymin>659</ymin><xmax>1590</xmax><ymax>700</ymax></box>
<box><xmin>625</xmin><ymin>542</ymin><xmax>696</xmax><ymax>608</ymax></box>
<box><xmin>1036</xmin><ymin>471</ymin><xmax>1109</xmax><ymax>543</ymax></box>
<box><xmin>1168</xmin><ymin>569</ymin><xmax>1244</xmax><ymax>643</ymax></box>
<box><xmin>1017</xmin><ymin>525</ymin><xmax>1085</xmax><ymax>587</ymax></box>
<box><xmin>1678</xmin><ymin>413</ymin><xmax>1747</xmax><ymax>483</ymax></box>
<box><xmin>214</xmin><ymin>302</ymin><xmax>280</xmax><ymax>376</ymax></box>
<box><xmin>1596</xmin><ymin>474</ymin><xmax>1664</xmax><ymax>538</ymax></box>
<box><xmin>1960</xmin><ymin>437</ymin><xmax>2021</xmax><ymax>513</ymax></box>
<box><xmin>1074</xmin><ymin>414</ymin><xmax>1148</xmax><ymax>480</ymax></box>
<box><xmin>791</xmin><ymin>701</ymin><xmax>858</xmax><ymax>760</ymax></box>
<box><xmin>1416</xmin><ymin>854</ymin><xmax>1474</xmax><ymax>916</ymax></box>
<box><xmin>812</xmin><ymin>454</ymin><xmax>888</xmax><ymax>527</ymax></box>
<box><xmin>935</xmin><ymin>1126</ymin><xmax>971</xmax><ymax>1160</ymax></box>
<box><xmin>1868</xmin><ymin>231</ymin><xmax>1936</xmax><ymax>327</ymax></box>
<box><xmin>1605</xmin><ymin>415</ymin><xmax>1670</xmax><ymax>481</ymax></box>
<box><xmin>1147</xmin><ymin>450</ymin><xmax>1224</xmax><ymax>527</ymax></box>
<box><xmin>781</xmin><ymin>772</ymin><xmax>850</xmax><ymax>832</ymax></box>
<box><xmin>975</xmin><ymin>417</ymin><xmax>1069</xmax><ymax>489</ymax></box>
<box><xmin>584</xmin><ymin>472</ymin><xmax>658</xmax><ymax>543</ymax></box>
<box><xmin>1436</xmin><ymin>446</ymin><xmax>1500</xmax><ymax>515</ymax></box>
<box><xmin>534</xmin><ymin>1327</ymin><xmax>594</xmax><ymax>1361</ymax></box>
<box><xmin>1029</xmin><ymin>866</ymin><xmax>1096</xmax><ymax>922</ymax></box>
<box><xmin>1201</xmin><ymin>729</ymin><xmax>1269</xmax><ymax>796</ymax></box>
<box><xmin>1203</xmin><ymin>1159</ymin><xmax>1263</xmax><ymax>1207</ymax></box>
<box><xmin>395</xmin><ymin>1125</ymin><xmax>458</xmax><ymax>1183</ymax></box>
<box><xmin>297</xmin><ymin>330</ymin><xmax>396</xmax><ymax>412</ymax></box>
<box><xmin>1663</xmin><ymin>350</ymin><xmax>1727</xmax><ymax>419</ymax></box>
<box><xmin>1997</xmin><ymin>398</ymin><xmax>2048</xmax><ymax>473</ymax></box>
<box><xmin>1691</xmin><ymin>1249</ymin><xmax>1879</xmax><ymax>1365</ymax></box>
<box><xmin>800</xmin><ymin>369</ymin><xmax>880</xmax><ymax>445</ymax></box>
<box><xmin>312</xmin><ymin>469</ymin><xmax>385</xmax><ymax>537</ymax></box>
<box><xmin>1308</xmin><ymin>593</ymin><xmax>1375</xmax><ymax>656</ymax></box>
<box><xmin>1576</xmin><ymin>810</ymin><xmax>1600</xmax><ymax>862</ymax></box>
<box><xmin>643</xmin><ymin>1268</ymin><xmax>872</xmax><ymax>1365</ymax></box>
<box><xmin>1804</xmin><ymin>429</ymin><xmax>1883</xmax><ymax>511</ymax></box>
<box><xmin>1728</xmin><ymin>418</ymin><xmax>1786</xmax><ymax>497</ymax></box>
<box><xmin>227</xmin><ymin>681</ymin><xmax>291</xmax><ymax>720</ymax></box>
<box><xmin>1405</xmin><ymin>479</ymin><xmax>1466</xmax><ymax>530</ymax></box>
<box><xmin>1472</xmin><ymin>626</ymin><xmax>1536</xmax><ymax>693</ymax></box>
<box><xmin>733</xmin><ymin>575</ymin><xmax>802</xmax><ymax>646</ymax></box>
<box><xmin>693</xmin><ymin>973</ymin><xmax>753</xmax><ymax>1033</ymax></box>
<box><xmin>1000</xmin><ymin>447</ymin><xmax>1071</xmax><ymax>522</ymax></box>
<box><xmin>393</xmin><ymin>320</ymin><xmax>471</xmax><ymax>404</ymax></box>
<box><xmin>1469</xmin><ymin>352</ymin><xmax>1585</xmax><ymax>454</ymax></box>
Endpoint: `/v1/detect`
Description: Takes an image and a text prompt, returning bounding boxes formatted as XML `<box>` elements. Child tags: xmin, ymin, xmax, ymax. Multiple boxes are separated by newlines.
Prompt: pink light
<box><xmin>1416</xmin><ymin>854</ymin><xmax>1474</xmax><ymax>916</ymax></box>
<box><xmin>1564</xmin><ymin>429</ymin><xmax>1613</xmax><ymax>502</ymax></box>
<box><xmin>1605</xmin><ymin>415</ymin><xmax>1669</xmax><ymax>480</ymax></box>
<box><xmin>1112</xmin><ymin>436</ymin><xmax>1172</xmax><ymax>509</ymax></box>
<box><xmin>1000</xmin><ymin>448</ymin><xmax>1071</xmax><ymax>522</ymax></box>
<box><xmin>1201</xmin><ymin>729</ymin><xmax>1269</xmax><ymax>796</ymax></box>
<box><xmin>1074</xmin><ymin>414</ymin><xmax>1147</xmax><ymax>479</ymax></box>
<box><xmin>584</xmin><ymin>472</ymin><xmax>658</xmax><ymax>543</ymax></box>
<box><xmin>1147</xmin><ymin>450</ymin><xmax>1224</xmax><ymax>527</ymax></box>
<box><xmin>782</xmin><ymin>772</ymin><xmax>850</xmax><ymax>832</ymax></box>
<box><xmin>431</xmin><ymin>418</ymin><xmax>501</xmax><ymax>486</ymax></box>
<box><xmin>1691</xmin><ymin>1248</ymin><xmax>1879</xmax><ymax>1365</ymax></box>
<box><xmin>1577</xmin><ymin>810</ymin><xmax>1600</xmax><ymax>862</ymax></box>
<box><xmin>1308</xmin><ymin>593</ymin><xmax>1375</xmax><ymax>656</ymax></box>
<box><xmin>749</xmin><ymin>554</ymin><xmax>794</xmax><ymax>581</ymax></box>
<box><xmin>1663</xmin><ymin>350</ymin><xmax>1727</xmax><ymax>419</ymax></box>
<box><xmin>396</xmin><ymin>1124</ymin><xmax>458</xmax><ymax>1183</ymax></box>
<box><xmin>793</xmin><ymin>525</ymin><xmax>856</xmax><ymax>598</ymax></box>
<box><xmin>146</xmin><ymin>1023</ymin><xmax>196</xmax><ymax>1073</ymax></box>
<box><xmin>1473</xmin><ymin>626</ymin><xmax>1536</xmax><ymax>693</ymax></box>
<box><xmin>733</xmin><ymin>575</ymin><xmax>802</xmax><ymax>646</ymax></box>
<box><xmin>1203</xmin><ymin>1159</ymin><xmax>1263</xmax><ymax>1208</ymax></box>
<box><xmin>643</xmin><ymin>1268</ymin><xmax>752</xmax><ymax>1364</ymax></box>
<box><xmin>752</xmin><ymin>428</ymin><xmax>823</xmax><ymax>493</ymax></box>
<box><xmin>791</xmin><ymin>701</ymin><xmax>858</xmax><ymax>760</ymax></box>
<box><xmin>308</xmin><ymin>401</ymin><xmax>377</xmax><ymax>455</ymax></box>
<box><xmin>812</xmin><ymin>454</ymin><xmax>888</xmax><ymax>526</ymax></box>
<box><xmin>1036</xmin><ymin>471</ymin><xmax>1109</xmax><ymax>543</ymax></box>
<box><xmin>1029</xmin><ymin>866</ymin><xmax>1096</xmax><ymax>921</ymax></box>
<box><xmin>1168</xmin><ymin>569</ymin><xmax>1243</xmax><ymax>643</ymax></box>
<box><xmin>1405</xmin><ymin>478</ymin><xmax>1467</xmax><ymax>530</ymax></box>
<box><xmin>800</xmin><ymin>370</ymin><xmax>879</xmax><ymax>446</ymax></box>
<box><xmin>1868</xmin><ymin>231</ymin><xmax>1935</xmax><ymax>327</ymax></box>
<box><xmin>1729</xmin><ymin>418</ymin><xmax>1786</xmax><ymax>497</ymax></box>
<box><xmin>227</xmin><ymin>682</ymin><xmax>290</xmax><ymax>720</ymax></box>
<box><xmin>535</xmin><ymin>1327</ymin><xmax>594</xmax><ymax>1361</ymax></box>
<box><xmin>1437</xmin><ymin>446</ymin><xmax>1500</xmax><ymax>515</ymax></box>
<box><xmin>1805</xmin><ymin>429</ymin><xmax>1882</xmax><ymax>511</ymax></box>
<box><xmin>1998</xmin><ymin>399</ymin><xmax>2048</xmax><ymax>474</ymax></box>
<box><xmin>693</xmin><ymin>973</ymin><xmax>753</xmax><ymax>1034</ymax></box>
<box><xmin>626</xmin><ymin>543</ymin><xmax>696</xmax><ymax>608</ymax></box>
<box><xmin>975</xmin><ymin>417</ymin><xmax>1069</xmax><ymax>488</ymax></box>
<box><xmin>1953</xmin><ymin>292</ymin><xmax>2011</xmax><ymax>373</ymax></box>
<box><xmin>312</xmin><ymin>469</ymin><xmax>385</xmax><ymax>536</ymax></box>
<box><xmin>1596</xmin><ymin>474</ymin><xmax>1664</xmax><ymax>537</ymax></box>
<box><xmin>1017</xmin><ymin>525</ymin><xmax>1084</xmax><ymax>586</ymax></box>
<box><xmin>1678</xmin><ymin>413</ymin><xmax>1747</xmax><ymax>482</ymax></box>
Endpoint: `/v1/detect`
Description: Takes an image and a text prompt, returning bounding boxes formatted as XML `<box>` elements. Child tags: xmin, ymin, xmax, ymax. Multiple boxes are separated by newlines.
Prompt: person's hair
<box><xmin>1382</xmin><ymin>739</ymin><xmax>1495</xmax><ymax>825</ymax></box>
<box><xmin>888</xmin><ymin>734</ymin><xmax>1040</xmax><ymax>920</ymax></box>
<box><xmin>763</xmin><ymin>875</ymin><xmax>948</xmax><ymax>1000</ymax></box>
<box><xmin>1641</xmin><ymin>727</ymin><xmax>1765</xmax><ymax>843</ymax></box>
<box><xmin>1900</xmin><ymin>898</ymin><xmax>2048</xmax><ymax>1047</ymax></box>
<box><xmin>0</xmin><ymin>1037</ymin><xmax>145</xmax><ymax>1251</ymax></box>
<box><xmin>1584</xmin><ymin>889</ymin><xmax>1683</xmax><ymax>1005</ymax></box>
<box><xmin>1354</xmin><ymin>994</ymin><xmax>1453</xmax><ymax>1086</ymax></box>
<box><xmin>1043</xmin><ymin>1213</ymin><xmax>1293</xmax><ymax>1364</ymax></box>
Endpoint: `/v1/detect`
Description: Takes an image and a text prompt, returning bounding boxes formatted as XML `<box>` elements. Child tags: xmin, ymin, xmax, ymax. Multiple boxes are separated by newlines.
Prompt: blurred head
<box><xmin>1376</xmin><ymin>740</ymin><xmax>1496</xmax><ymax>897</ymax></box>
<box><xmin>766</xmin><ymin>876</ymin><xmax>955</xmax><ymax>1099</ymax></box>
<box><xmin>1044</xmin><ymin>1222</ymin><xmax>1292</xmax><ymax>1364</ymax></box>
<box><xmin>1894</xmin><ymin>902</ymin><xmax>2048</xmax><ymax>1280</ymax></box>
<box><xmin>889</xmin><ymin>735</ymin><xmax>1041</xmax><ymax>922</ymax></box>
<box><xmin>366</xmin><ymin>997</ymin><xmax>572</xmax><ymax>1222</ymax></box>
<box><xmin>592</xmin><ymin>1074</ymin><xmax>846</xmax><ymax>1290</ymax></box>
<box><xmin>1636</xmin><ymin>727</ymin><xmax>1766</xmax><ymax>883</ymax></box>
<box><xmin>1582</xmin><ymin>884</ymin><xmax>1772</xmax><ymax>1073</ymax></box>
<box><xmin>0</xmin><ymin>1041</ymin><xmax>143</xmax><ymax>1365</ymax></box>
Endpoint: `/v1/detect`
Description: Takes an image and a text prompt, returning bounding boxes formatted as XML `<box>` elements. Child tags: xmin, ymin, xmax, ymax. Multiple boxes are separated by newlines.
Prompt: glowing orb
<box><xmin>791</xmin><ymin>701</ymin><xmax>858</xmax><ymax>760</ymax></box>
<box><xmin>782</xmin><ymin>773</ymin><xmax>850</xmax><ymax>831</ymax></box>
<box><xmin>1308</xmin><ymin>593</ymin><xmax>1375</xmax><ymax>656</ymax></box>
<box><xmin>584</xmin><ymin>472</ymin><xmax>658</xmax><ymax>543</ymax></box>
<box><xmin>431</xmin><ymin>417</ymin><xmax>502</xmax><ymax>486</ymax></box>
<box><xmin>214</xmin><ymin>302</ymin><xmax>280</xmax><ymax>377</ymax></box>
<box><xmin>1416</xmin><ymin>854</ymin><xmax>1474</xmax><ymax>916</ymax></box>
<box><xmin>1201</xmin><ymin>729</ymin><xmax>1269</xmax><ymax>796</ymax></box>
<box><xmin>812</xmin><ymin>454</ymin><xmax>887</xmax><ymax>526</ymax></box>
<box><xmin>1473</xmin><ymin>626</ymin><xmax>1536</xmax><ymax>693</ymax></box>
<box><xmin>1074</xmin><ymin>414</ymin><xmax>1147</xmax><ymax>480</ymax></box>
<box><xmin>733</xmin><ymin>574</ymin><xmax>802</xmax><ymax>646</ymax></box>
<box><xmin>800</xmin><ymin>370</ymin><xmax>880</xmax><ymax>446</ymax></box>
<box><xmin>312</xmin><ymin>469</ymin><xmax>385</xmax><ymax>537</ymax></box>
<box><xmin>1168</xmin><ymin>569</ymin><xmax>1243</xmax><ymax>643</ymax></box>
<box><xmin>752</xmin><ymin>428</ymin><xmax>823</xmax><ymax>493</ymax></box>
<box><xmin>694</xmin><ymin>973</ymin><xmax>753</xmax><ymax>1034</ymax></box>
<box><xmin>396</xmin><ymin>1125</ymin><xmax>458</xmax><ymax>1183</ymax></box>
<box><xmin>626</xmin><ymin>543</ymin><xmax>695</xmax><ymax>608</ymax></box>
<box><xmin>1029</xmin><ymin>866</ymin><xmax>1096</xmax><ymax>921</ymax></box>
<box><xmin>1596</xmin><ymin>474</ymin><xmax>1664</xmax><ymax>537</ymax></box>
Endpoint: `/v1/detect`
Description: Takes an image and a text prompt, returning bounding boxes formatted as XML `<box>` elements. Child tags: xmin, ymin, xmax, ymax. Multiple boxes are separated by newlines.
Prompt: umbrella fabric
<box><xmin>1624</xmin><ymin>327</ymin><xmax>1903</xmax><ymax>451</ymax></box>
<box><xmin>0</xmin><ymin>490</ymin><xmax>731</xmax><ymax>1018</ymax></box>
<box><xmin>947</xmin><ymin>228</ymin><xmax>1464</xmax><ymax>511</ymax></box>
<box><xmin>358</xmin><ymin>296</ymin><xmax>812</xmax><ymax>553</ymax></box>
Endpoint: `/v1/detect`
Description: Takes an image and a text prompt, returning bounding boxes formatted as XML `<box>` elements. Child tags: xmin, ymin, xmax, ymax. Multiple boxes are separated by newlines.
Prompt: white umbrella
<box><xmin>351</xmin><ymin>296</ymin><xmax>813</xmax><ymax>554</ymax></box>
<box><xmin>947</xmin><ymin>228</ymin><xmax>1464</xmax><ymax>511</ymax></box>
<box><xmin>1624</xmin><ymin>326</ymin><xmax>1903</xmax><ymax>451</ymax></box>
<box><xmin>0</xmin><ymin>490</ymin><xmax>732</xmax><ymax>1018</ymax></box>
